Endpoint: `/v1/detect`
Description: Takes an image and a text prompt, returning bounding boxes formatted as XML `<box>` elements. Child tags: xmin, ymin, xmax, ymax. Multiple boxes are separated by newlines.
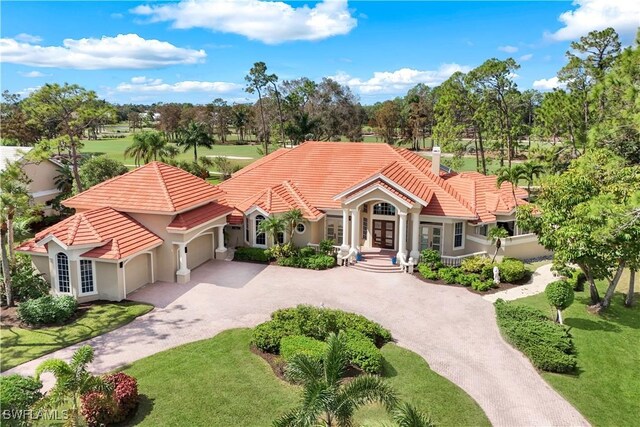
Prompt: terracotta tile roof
<box><xmin>343</xmin><ymin>178</ymin><xmax>416</xmax><ymax>206</ymax></box>
<box><xmin>63</xmin><ymin>161</ymin><xmax>225</xmax><ymax>214</ymax></box>
<box><xmin>17</xmin><ymin>207</ymin><xmax>162</xmax><ymax>260</ymax></box>
<box><xmin>236</xmin><ymin>180</ymin><xmax>324</xmax><ymax>220</ymax></box>
<box><xmin>167</xmin><ymin>202</ymin><xmax>234</xmax><ymax>231</ymax></box>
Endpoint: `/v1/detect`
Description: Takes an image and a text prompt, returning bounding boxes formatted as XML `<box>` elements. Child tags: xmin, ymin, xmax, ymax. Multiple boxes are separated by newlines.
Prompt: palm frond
<box><xmin>322</xmin><ymin>332</ymin><xmax>349</xmax><ymax>386</ymax></box>
<box><xmin>337</xmin><ymin>375</ymin><xmax>398</xmax><ymax>412</ymax></box>
<box><xmin>286</xmin><ymin>353</ymin><xmax>323</xmax><ymax>385</ymax></box>
<box><xmin>391</xmin><ymin>402</ymin><xmax>435</xmax><ymax>427</ymax></box>
<box><xmin>70</xmin><ymin>345</ymin><xmax>94</xmax><ymax>369</ymax></box>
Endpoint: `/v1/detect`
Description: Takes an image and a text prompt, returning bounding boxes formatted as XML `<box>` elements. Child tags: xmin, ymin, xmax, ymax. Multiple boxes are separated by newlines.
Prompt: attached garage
<box><xmin>124</xmin><ymin>253</ymin><xmax>152</xmax><ymax>294</ymax></box>
<box><xmin>187</xmin><ymin>233</ymin><xmax>214</xmax><ymax>270</ymax></box>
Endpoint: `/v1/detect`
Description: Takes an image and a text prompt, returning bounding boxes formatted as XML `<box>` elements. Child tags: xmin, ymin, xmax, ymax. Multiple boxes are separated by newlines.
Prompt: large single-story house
<box><xmin>17</xmin><ymin>141</ymin><xmax>549</xmax><ymax>301</ymax></box>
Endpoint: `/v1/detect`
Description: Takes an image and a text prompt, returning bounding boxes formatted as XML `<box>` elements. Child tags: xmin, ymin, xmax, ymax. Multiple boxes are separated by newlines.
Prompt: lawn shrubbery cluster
<box><xmin>81</xmin><ymin>373</ymin><xmax>139</xmax><ymax>427</ymax></box>
<box><xmin>237</xmin><ymin>243</ymin><xmax>337</xmax><ymax>270</ymax></box>
<box><xmin>233</xmin><ymin>247</ymin><xmax>270</xmax><ymax>263</ymax></box>
<box><xmin>494</xmin><ymin>299</ymin><xmax>577</xmax><ymax>373</ymax></box>
<box><xmin>252</xmin><ymin>305</ymin><xmax>391</xmax><ymax>374</ymax></box>
<box><xmin>17</xmin><ymin>295</ymin><xmax>77</xmax><ymax>326</ymax></box>
<box><xmin>277</xmin><ymin>254</ymin><xmax>335</xmax><ymax>270</ymax></box>
<box><xmin>417</xmin><ymin>252</ymin><xmax>530</xmax><ymax>292</ymax></box>
<box><xmin>0</xmin><ymin>375</ymin><xmax>43</xmax><ymax>427</ymax></box>
<box><xmin>2</xmin><ymin>254</ymin><xmax>50</xmax><ymax>305</ymax></box>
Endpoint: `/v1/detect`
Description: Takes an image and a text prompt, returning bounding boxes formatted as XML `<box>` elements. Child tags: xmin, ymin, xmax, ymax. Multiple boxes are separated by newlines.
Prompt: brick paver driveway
<box><xmin>7</xmin><ymin>261</ymin><xmax>588</xmax><ymax>426</ymax></box>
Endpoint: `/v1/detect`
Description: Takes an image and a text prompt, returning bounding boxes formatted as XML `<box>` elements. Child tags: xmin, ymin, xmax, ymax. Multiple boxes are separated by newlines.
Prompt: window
<box><xmin>80</xmin><ymin>260</ymin><xmax>95</xmax><ymax>294</ymax></box>
<box><xmin>420</xmin><ymin>226</ymin><xmax>429</xmax><ymax>250</ymax></box>
<box><xmin>476</xmin><ymin>224</ymin><xmax>488</xmax><ymax>236</ymax></box>
<box><xmin>56</xmin><ymin>253</ymin><xmax>70</xmax><ymax>293</ymax></box>
<box><xmin>497</xmin><ymin>221</ymin><xmax>515</xmax><ymax>237</ymax></box>
<box><xmin>277</xmin><ymin>231</ymin><xmax>284</xmax><ymax>244</ymax></box>
<box><xmin>453</xmin><ymin>222</ymin><xmax>464</xmax><ymax>248</ymax></box>
<box><xmin>362</xmin><ymin>217</ymin><xmax>368</xmax><ymax>240</ymax></box>
<box><xmin>373</xmin><ymin>203</ymin><xmax>395</xmax><ymax>216</ymax></box>
<box><xmin>245</xmin><ymin>218</ymin><xmax>249</xmax><ymax>242</ymax></box>
<box><xmin>327</xmin><ymin>224</ymin><xmax>335</xmax><ymax>241</ymax></box>
<box><xmin>255</xmin><ymin>215</ymin><xmax>266</xmax><ymax>245</ymax></box>
<box><xmin>295</xmin><ymin>223</ymin><xmax>306</xmax><ymax>234</ymax></box>
<box><xmin>337</xmin><ymin>225</ymin><xmax>343</xmax><ymax>243</ymax></box>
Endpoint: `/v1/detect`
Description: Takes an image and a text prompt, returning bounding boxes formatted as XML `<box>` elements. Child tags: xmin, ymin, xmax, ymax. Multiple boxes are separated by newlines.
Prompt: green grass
<box><xmin>0</xmin><ymin>301</ymin><xmax>153</xmax><ymax>372</ymax></box>
<box><xmin>514</xmin><ymin>285</ymin><xmax>640</xmax><ymax>427</ymax></box>
<box><xmin>121</xmin><ymin>329</ymin><xmax>489</xmax><ymax>427</ymax></box>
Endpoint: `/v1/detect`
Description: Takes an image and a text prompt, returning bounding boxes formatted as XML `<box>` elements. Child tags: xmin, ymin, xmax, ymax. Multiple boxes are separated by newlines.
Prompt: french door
<box><xmin>372</xmin><ymin>220</ymin><xmax>395</xmax><ymax>249</ymax></box>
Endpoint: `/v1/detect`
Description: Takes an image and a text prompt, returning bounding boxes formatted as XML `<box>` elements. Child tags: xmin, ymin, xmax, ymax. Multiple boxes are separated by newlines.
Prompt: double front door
<box><xmin>372</xmin><ymin>220</ymin><xmax>395</xmax><ymax>249</ymax></box>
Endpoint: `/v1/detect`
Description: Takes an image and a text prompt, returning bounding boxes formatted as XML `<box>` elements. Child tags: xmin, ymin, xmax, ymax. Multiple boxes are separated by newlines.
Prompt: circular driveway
<box><xmin>6</xmin><ymin>261</ymin><xmax>588</xmax><ymax>426</ymax></box>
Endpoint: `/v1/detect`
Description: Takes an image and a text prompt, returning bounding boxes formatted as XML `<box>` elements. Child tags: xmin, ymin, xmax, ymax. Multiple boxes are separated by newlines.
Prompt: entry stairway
<box><xmin>350</xmin><ymin>250</ymin><xmax>403</xmax><ymax>274</ymax></box>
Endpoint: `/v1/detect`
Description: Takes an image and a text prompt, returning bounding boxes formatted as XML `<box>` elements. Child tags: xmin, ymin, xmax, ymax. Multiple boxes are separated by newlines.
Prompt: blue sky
<box><xmin>1</xmin><ymin>1</ymin><xmax>638</xmax><ymax>105</ymax></box>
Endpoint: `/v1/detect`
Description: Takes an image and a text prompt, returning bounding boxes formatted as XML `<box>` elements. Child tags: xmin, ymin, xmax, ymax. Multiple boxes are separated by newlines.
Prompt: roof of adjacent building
<box><xmin>218</xmin><ymin>141</ymin><xmax>528</xmax><ymax>222</ymax></box>
<box><xmin>0</xmin><ymin>146</ymin><xmax>33</xmax><ymax>172</ymax></box>
<box><xmin>16</xmin><ymin>207</ymin><xmax>163</xmax><ymax>260</ymax></box>
<box><xmin>63</xmin><ymin>161</ymin><xmax>225</xmax><ymax>214</ymax></box>
<box><xmin>167</xmin><ymin>201</ymin><xmax>235</xmax><ymax>231</ymax></box>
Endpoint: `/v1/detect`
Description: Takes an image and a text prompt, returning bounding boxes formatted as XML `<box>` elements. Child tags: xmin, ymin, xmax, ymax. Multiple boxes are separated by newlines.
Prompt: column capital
<box><xmin>398</xmin><ymin>211</ymin><xmax>408</xmax><ymax>217</ymax></box>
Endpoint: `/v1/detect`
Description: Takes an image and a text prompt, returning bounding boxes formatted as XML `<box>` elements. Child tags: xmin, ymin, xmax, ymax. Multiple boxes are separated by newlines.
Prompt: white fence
<box><xmin>437</xmin><ymin>251</ymin><xmax>488</xmax><ymax>267</ymax></box>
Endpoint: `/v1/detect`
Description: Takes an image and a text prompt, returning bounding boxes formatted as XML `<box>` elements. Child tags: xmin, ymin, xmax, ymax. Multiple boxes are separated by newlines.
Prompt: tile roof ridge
<box><xmin>282</xmin><ymin>180</ymin><xmax>317</xmax><ymax>216</ymax></box>
<box><xmin>152</xmin><ymin>162</ymin><xmax>177</xmax><ymax>212</ymax></box>
<box><xmin>66</xmin><ymin>215</ymin><xmax>82</xmax><ymax>245</ymax></box>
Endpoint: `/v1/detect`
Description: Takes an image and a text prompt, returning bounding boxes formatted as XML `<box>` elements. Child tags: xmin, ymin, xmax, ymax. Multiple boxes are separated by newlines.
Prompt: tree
<box><xmin>209</xmin><ymin>156</ymin><xmax>241</xmax><ymax>180</ymax></box>
<box><xmin>177</xmin><ymin>121</ymin><xmax>213</xmax><ymax>162</ymax></box>
<box><xmin>266</xmin><ymin>73</ymin><xmax>287</xmax><ymax>147</ymax></box>
<box><xmin>496</xmin><ymin>164</ymin><xmax>526</xmax><ymax>206</ymax></box>
<box><xmin>257</xmin><ymin>216</ymin><xmax>285</xmax><ymax>247</ymax></box>
<box><xmin>128</xmin><ymin>111</ymin><xmax>142</xmax><ymax>132</ymax></box>
<box><xmin>156</xmin><ymin>103</ymin><xmax>183</xmax><ymax>140</ymax></box>
<box><xmin>22</xmin><ymin>84</ymin><xmax>115</xmax><ymax>193</ymax></box>
<box><xmin>0</xmin><ymin>91</ymin><xmax>42</xmax><ymax>145</ymax></box>
<box><xmin>209</xmin><ymin>98</ymin><xmax>232</xmax><ymax>144</ymax></box>
<box><xmin>375</xmin><ymin>100</ymin><xmax>401</xmax><ymax>144</ymax></box>
<box><xmin>488</xmin><ymin>226</ymin><xmax>509</xmax><ymax>263</ymax></box>
<box><xmin>245</xmin><ymin>62</ymin><xmax>271</xmax><ymax>154</ymax></box>
<box><xmin>231</xmin><ymin>104</ymin><xmax>251</xmax><ymax>143</ymax></box>
<box><xmin>545</xmin><ymin>280</ymin><xmax>575</xmax><ymax>324</ymax></box>
<box><xmin>284</xmin><ymin>112</ymin><xmax>319</xmax><ymax>145</ymax></box>
<box><xmin>79</xmin><ymin>156</ymin><xmax>128</xmax><ymax>189</ymax></box>
<box><xmin>35</xmin><ymin>345</ymin><xmax>110</xmax><ymax>425</ymax></box>
<box><xmin>517</xmin><ymin>149</ymin><xmax>640</xmax><ymax>311</ymax></box>
<box><xmin>520</xmin><ymin>161</ymin><xmax>545</xmax><ymax>197</ymax></box>
<box><xmin>274</xmin><ymin>332</ymin><xmax>398</xmax><ymax>427</ymax></box>
<box><xmin>282</xmin><ymin>209</ymin><xmax>305</xmax><ymax>243</ymax></box>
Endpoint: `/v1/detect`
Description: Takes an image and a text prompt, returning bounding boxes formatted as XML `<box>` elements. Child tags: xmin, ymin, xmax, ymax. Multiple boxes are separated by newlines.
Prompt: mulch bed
<box><xmin>412</xmin><ymin>272</ymin><xmax>529</xmax><ymax>296</ymax></box>
<box><xmin>0</xmin><ymin>300</ymin><xmax>123</xmax><ymax>330</ymax></box>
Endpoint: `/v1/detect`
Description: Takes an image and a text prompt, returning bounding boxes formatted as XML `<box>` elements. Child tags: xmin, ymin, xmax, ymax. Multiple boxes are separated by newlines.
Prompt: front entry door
<box><xmin>373</xmin><ymin>220</ymin><xmax>395</xmax><ymax>249</ymax></box>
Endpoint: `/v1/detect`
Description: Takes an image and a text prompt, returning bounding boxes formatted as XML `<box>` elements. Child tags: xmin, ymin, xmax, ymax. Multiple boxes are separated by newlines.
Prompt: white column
<box><xmin>410</xmin><ymin>212</ymin><xmax>420</xmax><ymax>262</ymax></box>
<box><xmin>341</xmin><ymin>208</ymin><xmax>349</xmax><ymax>249</ymax></box>
<box><xmin>176</xmin><ymin>243</ymin><xmax>190</xmax><ymax>284</ymax></box>
<box><xmin>397</xmin><ymin>212</ymin><xmax>407</xmax><ymax>258</ymax></box>
<box><xmin>215</xmin><ymin>225</ymin><xmax>227</xmax><ymax>256</ymax></box>
<box><xmin>350</xmin><ymin>208</ymin><xmax>359</xmax><ymax>251</ymax></box>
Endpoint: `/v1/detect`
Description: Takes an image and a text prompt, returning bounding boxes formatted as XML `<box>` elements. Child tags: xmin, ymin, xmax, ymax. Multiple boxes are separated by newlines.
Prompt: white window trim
<box><xmin>254</xmin><ymin>214</ymin><xmax>267</xmax><ymax>248</ymax></box>
<box><xmin>295</xmin><ymin>223</ymin><xmax>306</xmax><ymax>234</ymax></box>
<box><xmin>78</xmin><ymin>259</ymin><xmax>98</xmax><ymax>296</ymax></box>
<box><xmin>55</xmin><ymin>252</ymin><xmax>72</xmax><ymax>295</ymax></box>
<box><xmin>453</xmin><ymin>221</ymin><xmax>465</xmax><ymax>250</ymax></box>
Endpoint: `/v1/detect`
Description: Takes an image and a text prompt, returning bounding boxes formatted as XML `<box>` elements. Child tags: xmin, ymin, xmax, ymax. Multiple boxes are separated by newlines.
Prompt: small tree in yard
<box><xmin>545</xmin><ymin>280</ymin><xmax>575</xmax><ymax>324</ymax></box>
<box><xmin>258</xmin><ymin>216</ymin><xmax>286</xmax><ymax>247</ymax></box>
<box><xmin>488</xmin><ymin>226</ymin><xmax>509</xmax><ymax>263</ymax></box>
<box><xmin>282</xmin><ymin>209</ymin><xmax>305</xmax><ymax>243</ymax></box>
<box><xmin>79</xmin><ymin>156</ymin><xmax>128</xmax><ymax>189</ymax></box>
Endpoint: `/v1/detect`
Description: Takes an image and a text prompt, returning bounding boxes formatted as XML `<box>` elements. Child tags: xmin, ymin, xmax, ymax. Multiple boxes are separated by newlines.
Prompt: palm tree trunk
<box><xmin>478</xmin><ymin>130</ymin><xmax>487</xmax><ymax>175</ymax></box>
<box><xmin>257</xmin><ymin>90</ymin><xmax>269</xmax><ymax>155</ymax></box>
<box><xmin>70</xmin><ymin>138</ymin><xmax>84</xmax><ymax>193</ymax></box>
<box><xmin>625</xmin><ymin>269</ymin><xmax>636</xmax><ymax>307</ymax></box>
<box><xmin>194</xmin><ymin>144</ymin><xmax>198</xmax><ymax>163</ymax></box>
<box><xmin>1</xmin><ymin>226</ymin><xmax>14</xmax><ymax>307</ymax></box>
<box><xmin>7</xmin><ymin>212</ymin><xmax>14</xmax><ymax>263</ymax></box>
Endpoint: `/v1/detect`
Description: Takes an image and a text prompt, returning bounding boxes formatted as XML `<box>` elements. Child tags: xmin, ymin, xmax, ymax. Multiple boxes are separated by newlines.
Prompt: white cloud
<box><xmin>519</xmin><ymin>54</ymin><xmax>534</xmax><ymax>61</ymax></box>
<box><xmin>14</xmin><ymin>33</ymin><xmax>42</xmax><ymax>43</ymax></box>
<box><xmin>331</xmin><ymin>64</ymin><xmax>471</xmax><ymax>95</ymax></box>
<box><xmin>116</xmin><ymin>76</ymin><xmax>241</xmax><ymax>93</ymax></box>
<box><xmin>16</xmin><ymin>86</ymin><xmax>41</xmax><ymax>97</ymax></box>
<box><xmin>532</xmin><ymin>77</ymin><xmax>567</xmax><ymax>91</ymax></box>
<box><xmin>0</xmin><ymin>34</ymin><xmax>206</xmax><ymax>70</ymax></box>
<box><xmin>498</xmin><ymin>45</ymin><xmax>518</xmax><ymax>53</ymax></box>
<box><xmin>131</xmin><ymin>0</ymin><xmax>357</xmax><ymax>44</ymax></box>
<box><xmin>18</xmin><ymin>70</ymin><xmax>50</xmax><ymax>78</ymax></box>
<box><xmin>548</xmin><ymin>0</ymin><xmax>640</xmax><ymax>41</ymax></box>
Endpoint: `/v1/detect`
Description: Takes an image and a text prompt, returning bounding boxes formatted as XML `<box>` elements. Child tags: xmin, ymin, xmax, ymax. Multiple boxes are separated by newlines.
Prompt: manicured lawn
<box><xmin>0</xmin><ymin>301</ymin><xmax>153</xmax><ymax>372</ymax></box>
<box><xmin>122</xmin><ymin>329</ymin><xmax>489</xmax><ymax>427</ymax></box>
<box><xmin>514</xmin><ymin>285</ymin><xmax>640</xmax><ymax>427</ymax></box>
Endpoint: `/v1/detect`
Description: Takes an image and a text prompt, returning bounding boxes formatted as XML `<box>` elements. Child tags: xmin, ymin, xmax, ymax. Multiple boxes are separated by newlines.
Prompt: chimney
<box><xmin>431</xmin><ymin>146</ymin><xmax>441</xmax><ymax>175</ymax></box>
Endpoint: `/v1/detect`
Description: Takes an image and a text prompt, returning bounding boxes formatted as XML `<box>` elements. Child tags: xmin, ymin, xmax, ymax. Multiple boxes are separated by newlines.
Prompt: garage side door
<box><xmin>125</xmin><ymin>254</ymin><xmax>150</xmax><ymax>294</ymax></box>
<box><xmin>187</xmin><ymin>234</ymin><xmax>213</xmax><ymax>270</ymax></box>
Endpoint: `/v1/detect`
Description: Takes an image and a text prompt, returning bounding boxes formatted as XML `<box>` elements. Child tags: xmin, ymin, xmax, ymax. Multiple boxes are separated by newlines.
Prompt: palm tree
<box><xmin>124</xmin><ymin>132</ymin><xmax>151</xmax><ymax>166</ymax></box>
<box><xmin>496</xmin><ymin>164</ymin><xmax>526</xmax><ymax>207</ymax></box>
<box><xmin>35</xmin><ymin>345</ymin><xmax>111</xmax><ymax>424</ymax></box>
<box><xmin>489</xmin><ymin>226</ymin><xmax>510</xmax><ymax>263</ymax></box>
<box><xmin>144</xmin><ymin>130</ymin><xmax>178</xmax><ymax>162</ymax></box>
<box><xmin>285</xmin><ymin>112</ymin><xmax>319</xmax><ymax>145</ymax></box>
<box><xmin>231</xmin><ymin>104</ymin><xmax>250</xmax><ymax>143</ymax></box>
<box><xmin>282</xmin><ymin>209</ymin><xmax>305</xmax><ymax>243</ymax></box>
<box><xmin>275</xmin><ymin>332</ymin><xmax>398</xmax><ymax>427</ymax></box>
<box><xmin>520</xmin><ymin>161</ymin><xmax>545</xmax><ymax>198</ymax></box>
<box><xmin>391</xmin><ymin>402</ymin><xmax>435</xmax><ymax>427</ymax></box>
<box><xmin>54</xmin><ymin>164</ymin><xmax>74</xmax><ymax>195</ymax></box>
<box><xmin>177</xmin><ymin>121</ymin><xmax>213</xmax><ymax>162</ymax></box>
<box><xmin>258</xmin><ymin>216</ymin><xmax>286</xmax><ymax>247</ymax></box>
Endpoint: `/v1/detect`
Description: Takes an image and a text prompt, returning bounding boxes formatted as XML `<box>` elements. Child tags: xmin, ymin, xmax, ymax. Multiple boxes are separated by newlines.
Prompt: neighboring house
<box><xmin>17</xmin><ymin>141</ymin><xmax>549</xmax><ymax>302</ymax></box>
<box><xmin>0</xmin><ymin>146</ymin><xmax>63</xmax><ymax>216</ymax></box>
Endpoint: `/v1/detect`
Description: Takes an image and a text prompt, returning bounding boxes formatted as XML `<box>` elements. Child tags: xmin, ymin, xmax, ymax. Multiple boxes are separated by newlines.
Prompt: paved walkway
<box><xmin>483</xmin><ymin>263</ymin><xmax>556</xmax><ymax>303</ymax></box>
<box><xmin>5</xmin><ymin>261</ymin><xmax>587</xmax><ymax>427</ymax></box>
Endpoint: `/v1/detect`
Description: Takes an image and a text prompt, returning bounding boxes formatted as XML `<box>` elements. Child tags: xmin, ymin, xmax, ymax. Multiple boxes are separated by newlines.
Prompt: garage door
<box><xmin>125</xmin><ymin>254</ymin><xmax>151</xmax><ymax>294</ymax></box>
<box><xmin>187</xmin><ymin>234</ymin><xmax>213</xmax><ymax>270</ymax></box>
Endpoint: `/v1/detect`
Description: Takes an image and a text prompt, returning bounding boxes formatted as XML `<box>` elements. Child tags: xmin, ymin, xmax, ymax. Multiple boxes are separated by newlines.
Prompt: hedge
<box><xmin>499</xmin><ymin>258</ymin><xmax>529</xmax><ymax>283</ymax></box>
<box><xmin>0</xmin><ymin>375</ymin><xmax>43</xmax><ymax>427</ymax></box>
<box><xmin>494</xmin><ymin>299</ymin><xmax>577</xmax><ymax>373</ymax></box>
<box><xmin>280</xmin><ymin>335</ymin><xmax>327</xmax><ymax>362</ymax></box>
<box><xmin>344</xmin><ymin>330</ymin><xmax>383</xmax><ymax>374</ymax></box>
<box><xmin>277</xmin><ymin>254</ymin><xmax>335</xmax><ymax>270</ymax></box>
<box><xmin>17</xmin><ymin>295</ymin><xmax>77</xmax><ymax>326</ymax></box>
<box><xmin>417</xmin><ymin>264</ymin><xmax>439</xmax><ymax>280</ymax></box>
<box><xmin>233</xmin><ymin>247</ymin><xmax>269</xmax><ymax>263</ymax></box>
<box><xmin>461</xmin><ymin>256</ymin><xmax>493</xmax><ymax>274</ymax></box>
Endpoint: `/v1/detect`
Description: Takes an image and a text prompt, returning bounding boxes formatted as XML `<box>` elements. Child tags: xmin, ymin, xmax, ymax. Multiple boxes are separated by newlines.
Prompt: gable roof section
<box><xmin>63</xmin><ymin>161</ymin><xmax>225</xmax><ymax>214</ymax></box>
<box><xmin>236</xmin><ymin>180</ymin><xmax>324</xmax><ymax>220</ymax></box>
<box><xmin>16</xmin><ymin>207</ymin><xmax>163</xmax><ymax>260</ymax></box>
<box><xmin>167</xmin><ymin>202</ymin><xmax>235</xmax><ymax>231</ymax></box>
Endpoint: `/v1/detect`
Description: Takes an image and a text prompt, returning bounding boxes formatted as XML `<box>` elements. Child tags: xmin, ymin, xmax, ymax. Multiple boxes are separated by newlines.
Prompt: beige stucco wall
<box><xmin>127</xmin><ymin>212</ymin><xmax>175</xmax><ymax>282</ymax></box>
<box><xmin>187</xmin><ymin>233</ymin><xmax>213</xmax><ymax>269</ymax></box>
<box><xmin>124</xmin><ymin>254</ymin><xmax>151</xmax><ymax>295</ymax></box>
<box><xmin>90</xmin><ymin>261</ymin><xmax>123</xmax><ymax>302</ymax></box>
<box><xmin>501</xmin><ymin>237</ymin><xmax>552</xmax><ymax>260</ymax></box>
<box><xmin>23</xmin><ymin>160</ymin><xmax>61</xmax><ymax>215</ymax></box>
<box><xmin>31</xmin><ymin>255</ymin><xmax>51</xmax><ymax>284</ymax></box>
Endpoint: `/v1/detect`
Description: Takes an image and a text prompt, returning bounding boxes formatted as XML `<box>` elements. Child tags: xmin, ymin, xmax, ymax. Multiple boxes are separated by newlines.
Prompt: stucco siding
<box><xmin>127</xmin><ymin>213</ymin><xmax>175</xmax><ymax>282</ymax></box>
<box><xmin>125</xmin><ymin>254</ymin><xmax>151</xmax><ymax>295</ymax></box>
<box><xmin>187</xmin><ymin>234</ymin><xmax>213</xmax><ymax>269</ymax></box>
<box><xmin>501</xmin><ymin>237</ymin><xmax>552</xmax><ymax>260</ymax></box>
<box><xmin>31</xmin><ymin>255</ymin><xmax>51</xmax><ymax>284</ymax></box>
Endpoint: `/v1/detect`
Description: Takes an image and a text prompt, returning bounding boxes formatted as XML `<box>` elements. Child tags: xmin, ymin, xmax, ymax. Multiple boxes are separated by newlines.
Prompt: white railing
<box><xmin>438</xmin><ymin>251</ymin><xmax>488</xmax><ymax>267</ymax></box>
<box><xmin>337</xmin><ymin>247</ymin><xmax>358</xmax><ymax>266</ymax></box>
<box><xmin>306</xmin><ymin>243</ymin><xmax>340</xmax><ymax>255</ymax></box>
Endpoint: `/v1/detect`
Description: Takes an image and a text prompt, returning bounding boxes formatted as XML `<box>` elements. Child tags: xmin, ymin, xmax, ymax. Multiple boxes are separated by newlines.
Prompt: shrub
<box><xmin>567</xmin><ymin>270</ymin><xmax>586</xmax><ymax>291</ymax></box>
<box><xmin>6</xmin><ymin>255</ymin><xmax>50</xmax><ymax>303</ymax></box>
<box><xmin>277</xmin><ymin>254</ymin><xmax>335</xmax><ymax>270</ymax></box>
<box><xmin>481</xmin><ymin>263</ymin><xmax>497</xmax><ymax>280</ymax></box>
<box><xmin>494</xmin><ymin>300</ymin><xmax>576</xmax><ymax>373</ymax></box>
<box><xmin>17</xmin><ymin>295</ymin><xmax>77</xmax><ymax>325</ymax></box>
<box><xmin>545</xmin><ymin>280</ymin><xmax>575</xmax><ymax>323</ymax></box>
<box><xmin>299</xmin><ymin>246</ymin><xmax>316</xmax><ymax>257</ymax></box>
<box><xmin>280</xmin><ymin>335</ymin><xmax>327</xmax><ymax>362</ymax></box>
<box><xmin>417</xmin><ymin>264</ymin><xmax>439</xmax><ymax>280</ymax></box>
<box><xmin>319</xmin><ymin>239</ymin><xmax>335</xmax><ymax>255</ymax></box>
<box><xmin>266</xmin><ymin>243</ymin><xmax>298</xmax><ymax>260</ymax></box>
<box><xmin>344</xmin><ymin>330</ymin><xmax>383</xmax><ymax>374</ymax></box>
<box><xmin>471</xmin><ymin>278</ymin><xmax>495</xmax><ymax>292</ymax></box>
<box><xmin>420</xmin><ymin>249</ymin><xmax>441</xmax><ymax>267</ymax></box>
<box><xmin>437</xmin><ymin>267</ymin><xmax>461</xmax><ymax>284</ymax></box>
<box><xmin>461</xmin><ymin>256</ymin><xmax>492</xmax><ymax>274</ymax></box>
<box><xmin>499</xmin><ymin>258</ymin><xmax>529</xmax><ymax>283</ymax></box>
<box><xmin>0</xmin><ymin>375</ymin><xmax>43</xmax><ymax>427</ymax></box>
<box><xmin>252</xmin><ymin>320</ymin><xmax>295</xmax><ymax>353</ymax></box>
<box><xmin>334</xmin><ymin>310</ymin><xmax>392</xmax><ymax>346</ymax></box>
<box><xmin>233</xmin><ymin>247</ymin><xmax>269</xmax><ymax>263</ymax></box>
<box><xmin>81</xmin><ymin>373</ymin><xmax>139</xmax><ymax>427</ymax></box>
<box><xmin>457</xmin><ymin>273</ymin><xmax>479</xmax><ymax>287</ymax></box>
<box><xmin>81</xmin><ymin>392</ymin><xmax>115</xmax><ymax>427</ymax></box>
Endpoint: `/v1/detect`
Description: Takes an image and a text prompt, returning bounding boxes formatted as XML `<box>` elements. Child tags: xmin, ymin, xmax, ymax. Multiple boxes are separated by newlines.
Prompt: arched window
<box><xmin>255</xmin><ymin>215</ymin><xmax>266</xmax><ymax>245</ymax></box>
<box><xmin>373</xmin><ymin>202</ymin><xmax>396</xmax><ymax>216</ymax></box>
<box><xmin>56</xmin><ymin>253</ymin><xmax>70</xmax><ymax>293</ymax></box>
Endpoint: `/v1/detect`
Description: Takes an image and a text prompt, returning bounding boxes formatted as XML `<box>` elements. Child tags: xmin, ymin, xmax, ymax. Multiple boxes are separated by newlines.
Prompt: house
<box><xmin>0</xmin><ymin>146</ymin><xmax>63</xmax><ymax>216</ymax></box>
<box><xmin>17</xmin><ymin>141</ymin><xmax>549</xmax><ymax>302</ymax></box>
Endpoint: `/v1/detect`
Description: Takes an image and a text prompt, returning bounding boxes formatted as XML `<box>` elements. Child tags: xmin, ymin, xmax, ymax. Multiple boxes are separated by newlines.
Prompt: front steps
<box><xmin>349</xmin><ymin>251</ymin><xmax>403</xmax><ymax>274</ymax></box>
